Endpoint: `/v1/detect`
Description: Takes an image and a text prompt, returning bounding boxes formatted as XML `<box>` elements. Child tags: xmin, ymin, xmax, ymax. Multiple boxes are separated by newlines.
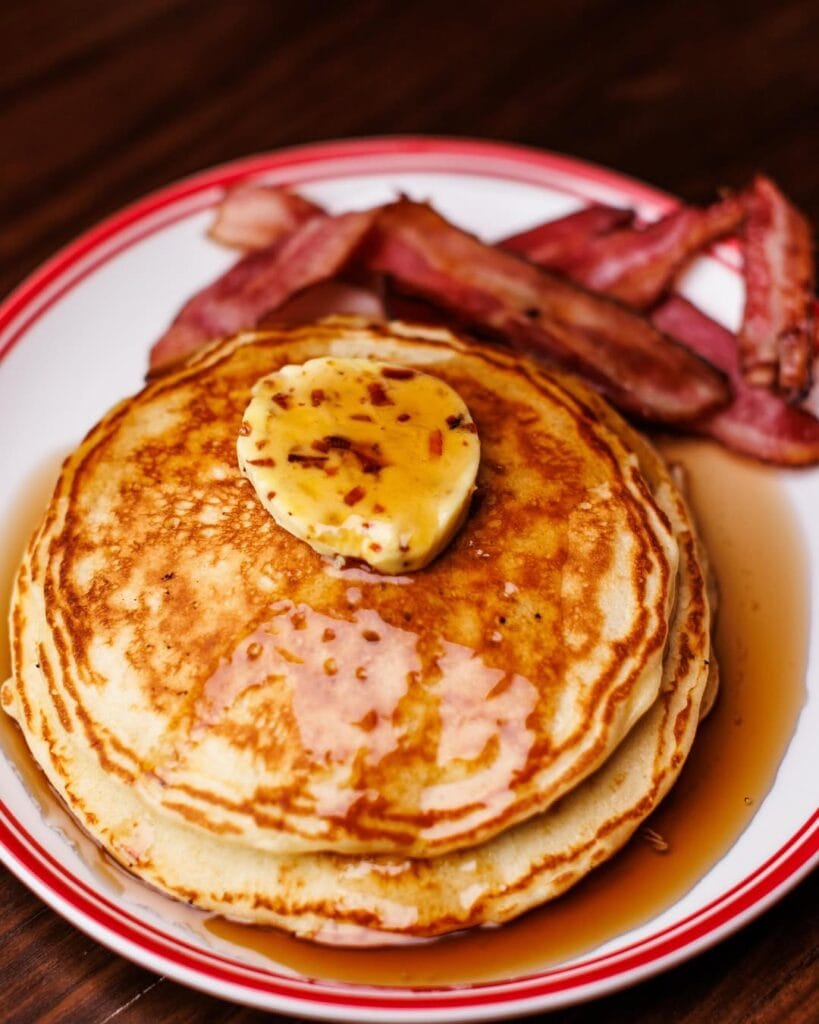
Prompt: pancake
<box><xmin>5</xmin><ymin>320</ymin><xmax>677</xmax><ymax>857</ymax></box>
<box><xmin>3</xmin><ymin>318</ymin><xmax>711</xmax><ymax>942</ymax></box>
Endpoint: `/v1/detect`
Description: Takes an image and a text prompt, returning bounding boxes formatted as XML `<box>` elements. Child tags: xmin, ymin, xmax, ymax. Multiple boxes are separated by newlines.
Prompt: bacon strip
<box><xmin>738</xmin><ymin>175</ymin><xmax>815</xmax><ymax>398</ymax></box>
<box><xmin>208</xmin><ymin>184</ymin><xmax>322</xmax><ymax>250</ymax></box>
<box><xmin>507</xmin><ymin>196</ymin><xmax>744</xmax><ymax>310</ymax></box>
<box><xmin>502</xmin><ymin>204</ymin><xmax>634</xmax><ymax>269</ymax></box>
<box><xmin>149</xmin><ymin>210</ymin><xmax>376</xmax><ymax>374</ymax></box>
<box><xmin>653</xmin><ymin>296</ymin><xmax>819</xmax><ymax>465</ymax></box>
<box><xmin>365</xmin><ymin>199</ymin><xmax>729</xmax><ymax>423</ymax></box>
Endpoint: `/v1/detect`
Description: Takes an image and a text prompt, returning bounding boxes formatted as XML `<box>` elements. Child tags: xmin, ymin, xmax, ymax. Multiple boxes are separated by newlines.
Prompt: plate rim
<box><xmin>1</xmin><ymin>134</ymin><xmax>817</xmax><ymax>1021</ymax></box>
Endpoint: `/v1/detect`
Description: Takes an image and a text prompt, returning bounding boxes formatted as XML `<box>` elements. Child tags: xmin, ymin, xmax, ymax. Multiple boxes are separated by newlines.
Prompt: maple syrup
<box><xmin>205</xmin><ymin>439</ymin><xmax>809</xmax><ymax>984</ymax></box>
<box><xmin>1</xmin><ymin>441</ymin><xmax>809</xmax><ymax>987</ymax></box>
<box><xmin>0</xmin><ymin>452</ymin><xmax>69</xmax><ymax>822</ymax></box>
<box><xmin>0</xmin><ymin>452</ymin><xmax>66</xmax><ymax>660</ymax></box>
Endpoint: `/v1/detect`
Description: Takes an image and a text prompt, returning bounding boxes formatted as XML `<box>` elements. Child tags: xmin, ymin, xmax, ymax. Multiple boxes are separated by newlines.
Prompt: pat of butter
<box><xmin>237</xmin><ymin>357</ymin><xmax>480</xmax><ymax>572</ymax></box>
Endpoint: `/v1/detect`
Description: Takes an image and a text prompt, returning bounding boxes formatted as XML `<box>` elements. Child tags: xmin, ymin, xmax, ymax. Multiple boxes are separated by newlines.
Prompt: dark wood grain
<box><xmin>1</xmin><ymin>0</ymin><xmax>818</xmax><ymax>1021</ymax></box>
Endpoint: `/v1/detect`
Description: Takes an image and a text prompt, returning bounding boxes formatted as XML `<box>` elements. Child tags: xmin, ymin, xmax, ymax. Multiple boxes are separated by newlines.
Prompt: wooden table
<box><xmin>1</xmin><ymin>1</ymin><xmax>817</xmax><ymax>1020</ymax></box>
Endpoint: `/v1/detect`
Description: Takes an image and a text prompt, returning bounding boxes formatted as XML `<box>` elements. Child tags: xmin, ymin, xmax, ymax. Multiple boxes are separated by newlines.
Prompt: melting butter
<box><xmin>237</xmin><ymin>357</ymin><xmax>480</xmax><ymax>572</ymax></box>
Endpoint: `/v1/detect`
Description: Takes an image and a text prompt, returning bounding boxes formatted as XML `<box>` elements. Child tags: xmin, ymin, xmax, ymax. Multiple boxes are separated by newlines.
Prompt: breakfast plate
<box><xmin>0</xmin><ymin>137</ymin><xmax>817</xmax><ymax>1021</ymax></box>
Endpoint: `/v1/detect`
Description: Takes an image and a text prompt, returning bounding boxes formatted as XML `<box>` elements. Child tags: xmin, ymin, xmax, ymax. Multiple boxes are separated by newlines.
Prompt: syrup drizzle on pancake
<box><xmin>184</xmin><ymin>599</ymin><xmax>538</xmax><ymax>832</ymax></box>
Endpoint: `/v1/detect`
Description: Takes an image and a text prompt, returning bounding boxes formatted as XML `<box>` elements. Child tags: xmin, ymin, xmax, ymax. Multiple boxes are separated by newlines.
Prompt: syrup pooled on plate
<box><xmin>203</xmin><ymin>439</ymin><xmax>808</xmax><ymax>984</ymax></box>
<box><xmin>0</xmin><ymin>441</ymin><xmax>808</xmax><ymax>986</ymax></box>
<box><xmin>0</xmin><ymin>453</ymin><xmax>71</xmax><ymax>823</ymax></box>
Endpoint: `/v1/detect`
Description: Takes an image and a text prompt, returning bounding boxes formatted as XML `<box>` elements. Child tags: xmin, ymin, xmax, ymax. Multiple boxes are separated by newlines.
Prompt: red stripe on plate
<box><xmin>0</xmin><ymin>137</ymin><xmax>813</xmax><ymax>1019</ymax></box>
<box><xmin>1</xmin><ymin>803</ymin><xmax>816</xmax><ymax>1011</ymax></box>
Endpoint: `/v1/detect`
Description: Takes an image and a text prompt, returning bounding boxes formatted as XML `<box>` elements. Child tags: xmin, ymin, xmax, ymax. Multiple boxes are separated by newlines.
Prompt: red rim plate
<box><xmin>0</xmin><ymin>136</ymin><xmax>816</xmax><ymax>1021</ymax></box>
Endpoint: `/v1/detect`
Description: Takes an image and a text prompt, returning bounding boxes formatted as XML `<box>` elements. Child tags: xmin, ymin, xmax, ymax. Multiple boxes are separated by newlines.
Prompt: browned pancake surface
<box><xmin>7</xmin><ymin>320</ymin><xmax>677</xmax><ymax>858</ymax></box>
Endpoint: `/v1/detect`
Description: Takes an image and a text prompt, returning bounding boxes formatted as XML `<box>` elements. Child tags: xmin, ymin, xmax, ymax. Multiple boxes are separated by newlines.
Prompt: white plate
<box><xmin>1</xmin><ymin>138</ymin><xmax>817</xmax><ymax>1022</ymax></box>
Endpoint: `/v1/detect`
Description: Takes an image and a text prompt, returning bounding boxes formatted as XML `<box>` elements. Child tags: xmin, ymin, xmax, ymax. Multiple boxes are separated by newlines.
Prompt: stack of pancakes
<box><xmin>3</xmin><ymin>319</ymin><xmax>713</xmax><ymax>945</ymax></box>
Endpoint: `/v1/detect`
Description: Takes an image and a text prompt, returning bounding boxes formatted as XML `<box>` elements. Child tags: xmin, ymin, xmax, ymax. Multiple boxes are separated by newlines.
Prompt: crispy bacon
<box><xmin>364</xmin><ymin>199</ymin><xmax>729</xmax><ymax>423</ymax></box>
<box><xmin>738</xmin><ymin>175</ymin><xmax>815</xmax><ymax>398</ymax></box>
<box><xmin>148</xmin><ymin>177</ymin><xmax>819</xmax><ymax>466</ymax></box>
<box><xmin>149</xmin><ymin>210</ymin><xmax>376</xmax><ymax>374</ymax></box>
<box><xmin>507</xmin><ymin>196</ymin><xmax>744</xmax><ymax>310</ymax></box>
<box><xmin>502</xmin><ymin>204</ymin><xmax>634</xmax><ymax>269</ymax></box>
<box><xmin>653</xmin><ymin>296</ymin><xmax>819</xmax><ymax>465</ymax></box>
<box><xmin>208</xmin><ymin>184</ymin><xmax>322</xmax><ymax>250</ymax></box>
